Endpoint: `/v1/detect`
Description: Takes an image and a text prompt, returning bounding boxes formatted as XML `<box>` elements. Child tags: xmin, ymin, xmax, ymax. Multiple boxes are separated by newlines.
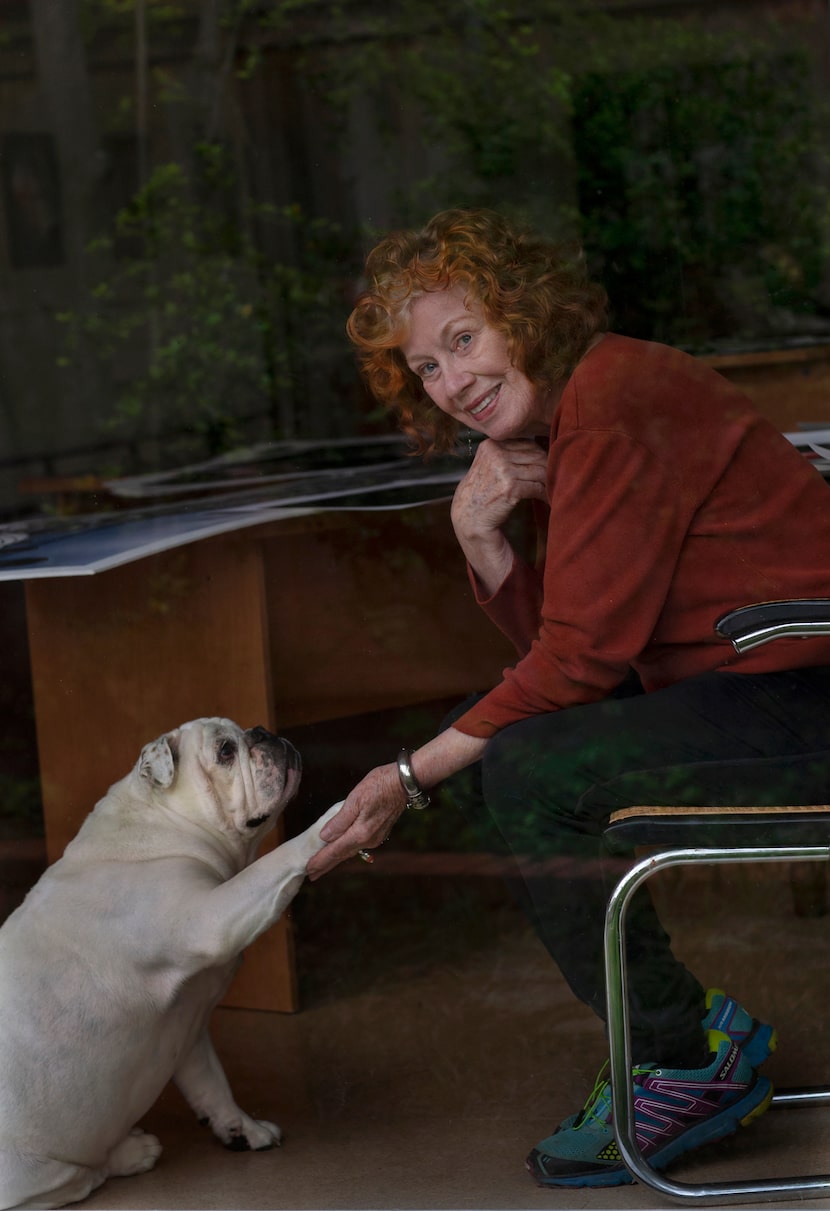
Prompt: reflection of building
<box><xmin>0</xmin><ymin>0</ymin><xmax>829</xmax><ymax>512</ymax></box>
<box><xmin>1</xmin><ymin>132</ymin><xmax>63</xmax><ymax>267</ymax></box>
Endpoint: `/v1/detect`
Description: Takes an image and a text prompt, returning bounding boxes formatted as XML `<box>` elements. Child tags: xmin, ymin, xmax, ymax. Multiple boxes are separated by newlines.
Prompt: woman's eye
<box><xmin>456</xmin><ymin>333</ymin><xmax>472</xmax><ymax>349</ymax></box>
<box><xmin>419</xmin><ymin>361</ymin><xmax>437</xmax><ymax>379</ymax></box>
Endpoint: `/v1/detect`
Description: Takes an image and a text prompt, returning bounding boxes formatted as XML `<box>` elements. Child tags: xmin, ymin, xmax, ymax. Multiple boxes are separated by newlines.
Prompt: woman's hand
<box><xmin>451</xmin><ymin>439</ymin><xmax>548</xmax><ymax>595</ymax></box>
<box><xmin>305</xmin><ymin>762</ymin><xmax>405</xmax><ymax>880</ymax></box>
<box><xmin>305</xmin><ymin>728</ymin><xmax>488</xmax><ymax>880</ymax></box>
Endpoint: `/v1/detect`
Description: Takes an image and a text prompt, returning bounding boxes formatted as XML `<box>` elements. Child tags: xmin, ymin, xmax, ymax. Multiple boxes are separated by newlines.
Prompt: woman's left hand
<box><xmin>306</xmin><ymin>763</ymin><xmax>406</xmax><ymax>880</ymax></box>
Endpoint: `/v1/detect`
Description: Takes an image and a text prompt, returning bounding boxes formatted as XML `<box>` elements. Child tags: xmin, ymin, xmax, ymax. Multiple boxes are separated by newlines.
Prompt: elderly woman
<box><xmin>306</xmin><ymin>208</ymin><xmax>830</xmax><ymax>1187</ymax></box>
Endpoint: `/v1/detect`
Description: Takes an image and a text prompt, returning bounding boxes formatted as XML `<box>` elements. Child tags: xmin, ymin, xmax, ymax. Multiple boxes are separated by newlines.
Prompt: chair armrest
<box><xmin>715</xmin><ymin>599</ymin><xmax>830</xmax><ymax>653</ymax></box>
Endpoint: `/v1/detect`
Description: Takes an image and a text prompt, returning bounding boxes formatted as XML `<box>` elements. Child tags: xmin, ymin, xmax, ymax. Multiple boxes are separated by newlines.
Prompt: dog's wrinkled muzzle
<box><xmin>247</xmin><ymin>726</ymin><xmax>302</xmax><ymax>774</ymax></box>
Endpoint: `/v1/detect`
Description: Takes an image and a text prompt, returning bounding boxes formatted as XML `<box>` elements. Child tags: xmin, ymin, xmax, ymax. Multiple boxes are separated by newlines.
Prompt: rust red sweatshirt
<box><xmin>453</xmin><ymin>334</ymin><xmax>830</xmax><ymax>739</ymax></box>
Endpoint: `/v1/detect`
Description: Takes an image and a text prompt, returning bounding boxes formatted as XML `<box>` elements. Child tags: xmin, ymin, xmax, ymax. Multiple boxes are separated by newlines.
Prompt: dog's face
<box><xmin>135</xmin><ymin>718</ymin><xmax>301</xmax><ymax>842</ymax></box>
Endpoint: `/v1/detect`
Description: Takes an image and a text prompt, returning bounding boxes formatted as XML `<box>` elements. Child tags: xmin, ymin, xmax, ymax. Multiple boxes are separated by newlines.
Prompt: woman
<box><xmin>306</xmin><ymin>208</ymin><xmax>830</xmax><ymax>1187</ymax></box>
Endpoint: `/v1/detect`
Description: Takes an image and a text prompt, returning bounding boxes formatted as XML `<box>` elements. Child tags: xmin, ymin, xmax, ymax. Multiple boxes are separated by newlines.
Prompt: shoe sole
<box><xmin>526</xmin><ymin>1152</ymin><xmax>636</xmax><ymax>1188</ymax></box>
<box><xmin>528</xmin><ymin>1075</ymin><xmax>774</xmax><ymax>1189</ymax></box>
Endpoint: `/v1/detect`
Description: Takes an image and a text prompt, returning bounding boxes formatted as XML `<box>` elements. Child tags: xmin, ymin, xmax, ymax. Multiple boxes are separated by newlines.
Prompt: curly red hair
<box><xmin>346</xmin><ymin>208</ymin><xmax>608</xmax><ymax>455</ymax></box>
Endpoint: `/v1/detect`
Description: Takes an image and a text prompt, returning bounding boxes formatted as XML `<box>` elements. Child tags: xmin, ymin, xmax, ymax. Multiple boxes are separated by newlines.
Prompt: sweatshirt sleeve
<box><xmin>453</xmin><ymin>427</ymin><xmax>694</xmax><ymax>738</ymax></box>
<box><xmin>466</xmin><ymin>553</ymin><xmax>544</xmax><ymax>658</ymax></box>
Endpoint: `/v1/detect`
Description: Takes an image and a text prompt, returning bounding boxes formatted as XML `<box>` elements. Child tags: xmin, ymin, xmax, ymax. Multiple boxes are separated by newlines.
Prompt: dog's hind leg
<box><xmin>105</xmin><ymin>1127</ymin><xmax>162</xmax><ymax>1177</ymax></box>
<box><xmin>0</xmin><ymin>1131</ymin><xmax>160</xmax><ymax>1210</ymax></box>
<box><xmin>174</xmin><ymin>1030</ymin><xmax>281</xmax><ymax>1151</ymax></box>
<box><xmin>0</xmin><ymin>1151</ymin><xmax>106</xmax><ymax>1211</ymax></box>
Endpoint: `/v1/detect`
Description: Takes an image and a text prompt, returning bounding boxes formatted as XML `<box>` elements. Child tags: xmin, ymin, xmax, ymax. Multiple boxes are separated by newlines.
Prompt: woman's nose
<box><xmin>444</xmin><ymin>363</ymin><xmax>475</xmax><ymax>398</ymax></box>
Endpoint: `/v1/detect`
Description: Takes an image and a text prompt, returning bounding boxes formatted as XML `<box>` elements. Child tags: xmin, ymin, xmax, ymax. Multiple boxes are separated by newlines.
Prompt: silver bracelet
<box><xmin>396</xmin><ymin>748</ymin><xmax>430</xmax><ymax>810</ymax></box>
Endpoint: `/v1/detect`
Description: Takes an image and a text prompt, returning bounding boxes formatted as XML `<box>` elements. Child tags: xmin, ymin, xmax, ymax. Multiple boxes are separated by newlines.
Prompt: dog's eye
<box><xmin>217</xmin><ymin>739</ymin><xmax>237</xmax><ymax>766</ymax></box>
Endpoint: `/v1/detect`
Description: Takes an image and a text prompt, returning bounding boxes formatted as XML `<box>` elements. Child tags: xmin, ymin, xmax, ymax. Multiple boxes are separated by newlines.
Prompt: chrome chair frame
<box><xmin>602</xmin><ymin>600</ymin><xmax>830</xmax><ymax>1204</ymax></box>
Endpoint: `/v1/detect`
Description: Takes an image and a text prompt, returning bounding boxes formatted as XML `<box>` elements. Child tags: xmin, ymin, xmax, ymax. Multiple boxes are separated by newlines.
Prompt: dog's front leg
<box><xmin>174</xmin><ymin>1029</ymin><xmax>281</xmax><ymax>1152</ymax></box>
<box><xmin>182</xmin><ymin>802</ymin><xmax>343</xmax><ymax>966</ymax></box>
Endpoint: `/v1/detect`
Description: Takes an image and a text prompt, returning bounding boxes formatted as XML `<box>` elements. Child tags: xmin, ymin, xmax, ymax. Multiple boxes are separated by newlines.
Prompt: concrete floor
<box><xmin>55</xmin><ymin>855</ymin><xmax>830</xmax><ymax>1211</ymax></box>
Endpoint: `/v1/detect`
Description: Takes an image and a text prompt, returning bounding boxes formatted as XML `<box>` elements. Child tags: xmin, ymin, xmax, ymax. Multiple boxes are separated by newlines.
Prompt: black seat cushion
<box><xmin>605</xmin><ymin>805</ymin><xmax>830</xmax><ymax>851</ymax></box>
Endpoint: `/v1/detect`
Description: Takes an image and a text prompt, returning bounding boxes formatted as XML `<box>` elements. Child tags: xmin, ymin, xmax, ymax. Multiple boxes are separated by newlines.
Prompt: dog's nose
<box><xmin>248</xmin><ymin>727</ymin><xmax>302</xmax><ymax>773</ymax></box>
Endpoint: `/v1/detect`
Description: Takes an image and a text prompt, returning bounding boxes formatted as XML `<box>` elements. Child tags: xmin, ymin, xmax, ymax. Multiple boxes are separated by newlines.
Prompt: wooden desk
<box><xmin>22</xmin><ymin>503</ymin><xmax>514</xmax><ymax>1012</ymax></box>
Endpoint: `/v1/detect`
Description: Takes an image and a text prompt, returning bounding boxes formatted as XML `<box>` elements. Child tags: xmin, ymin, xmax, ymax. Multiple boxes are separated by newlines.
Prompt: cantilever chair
<box><xmin>603</xmin><ymin>599</ymin><xmax>830</xmax><ymax>1204</ymax></box>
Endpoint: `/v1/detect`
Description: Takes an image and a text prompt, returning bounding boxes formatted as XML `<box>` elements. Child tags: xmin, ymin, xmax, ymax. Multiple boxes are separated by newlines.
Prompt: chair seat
<box><xmin>606</xmin><ymin>804</ymin><xmax>830</xmax><ymax>850</ymax></box>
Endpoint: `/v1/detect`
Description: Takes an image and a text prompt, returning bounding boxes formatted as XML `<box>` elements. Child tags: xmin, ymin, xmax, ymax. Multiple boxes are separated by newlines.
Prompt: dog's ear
<box><xmin>138</xmin><ymin>732</ymin><xmax>179</xmax><ymax>788</ymax></box>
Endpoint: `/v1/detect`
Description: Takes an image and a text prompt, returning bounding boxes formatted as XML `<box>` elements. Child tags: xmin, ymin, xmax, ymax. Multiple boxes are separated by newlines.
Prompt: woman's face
<box><xmin>399</xmin><ymin>285</ymin><xmax>556</xmax><ymax>440</ymax></box>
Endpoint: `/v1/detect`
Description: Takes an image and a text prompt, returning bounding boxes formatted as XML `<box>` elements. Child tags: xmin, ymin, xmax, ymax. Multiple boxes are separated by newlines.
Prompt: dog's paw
<box><xmin>305</xmin><ymin>800</ymin><xmax>345</xmax><ymax>856</ymax></box>
<box><xmin>106</xmin><ymin>1127</ymin><xmax>163</xmax><ymax>1176</ymax></box>
<box><xmin>220</xmin><ymin>1114</ymin><xmax>282</xmax><ymax>1152</ymax></box>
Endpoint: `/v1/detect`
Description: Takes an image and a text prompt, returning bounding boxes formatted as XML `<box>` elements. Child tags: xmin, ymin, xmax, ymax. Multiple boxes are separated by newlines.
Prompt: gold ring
<box><xmin>357</xmin><ymin>849</ymin><xmax>374</xmax><ymax>864</ymax></box>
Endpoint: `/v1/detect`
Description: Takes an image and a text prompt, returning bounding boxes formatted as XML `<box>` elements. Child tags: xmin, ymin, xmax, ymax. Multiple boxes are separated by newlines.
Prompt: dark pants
<box><xmin>441</xmin><ymin>666</ymin><xmax>830</xmax><ymax>1067</ymax></box>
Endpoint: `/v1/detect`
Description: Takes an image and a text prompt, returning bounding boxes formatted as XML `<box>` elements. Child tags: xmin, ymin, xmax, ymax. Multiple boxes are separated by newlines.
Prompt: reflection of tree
<box><xmin>25</xmin><ymin>0</ymin><xmax>106</xmax><ymax>435</ymax></box>
<box><xmin>298</xmin><ymin>0</ymin><xmax>830</xmax><ymax>348</ymax></box>
<box><xmin>572</xmin><ymin>44</ymin><xmax>830</xmax><ymax>347</ymax></box>
<box><xmin>59</xmin><ymin>154</ymin><xmax>354</xmax><ymax>468</ymax></box>
<box><xmin>30</xmin><ymin>0</ymin><xmax>104</xmax><ymax>282</ymax></box>
<box><xmin>53</xmin><ymin>2</ymin><xmax>363</xmax><ymax>471</ymax></box>
<box><xmin>25</xmin><ymin>0</ymin><xmax>830</xmax><ymax>479</ymax></box>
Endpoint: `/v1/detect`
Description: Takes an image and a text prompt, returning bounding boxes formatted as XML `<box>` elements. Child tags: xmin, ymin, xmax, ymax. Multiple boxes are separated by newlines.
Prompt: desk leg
<box><xmin>25</xmin><ymin>535</ymin><xmax>298</xmax><ymax>1012</ymax></box>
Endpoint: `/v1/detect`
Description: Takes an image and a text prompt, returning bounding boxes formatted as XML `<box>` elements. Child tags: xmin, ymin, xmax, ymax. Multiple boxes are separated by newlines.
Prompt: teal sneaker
<box><xmin>702</xmin><ymin>988</ymin><xmax>777</xmax><ymax>1068</ymax></box>
<box><xmin>554</xmin><ymin>989</ymin><xmax>776</xmax><ymax>1138</ymax></box>
<box><xmin>526</xmin><ymin>1030</ymin><xmax>773</xmax><ymax>1188</ymax></box>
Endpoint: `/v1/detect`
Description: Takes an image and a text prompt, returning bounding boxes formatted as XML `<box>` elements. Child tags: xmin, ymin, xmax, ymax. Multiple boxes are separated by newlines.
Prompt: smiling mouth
<box><xmin>468</xmin><ymin>385</ymin><xmax>500</xmax><ymax>417</ymax></box>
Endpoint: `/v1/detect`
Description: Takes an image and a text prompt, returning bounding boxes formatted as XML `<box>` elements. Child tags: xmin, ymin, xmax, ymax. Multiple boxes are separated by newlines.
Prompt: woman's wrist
<box><xmin>405</xmin><ymin>729</ymin><xmax>488</xmax><ymax>790</ymax></box>
<box><xmin>455</xmin><ymin>531</ymin><xmax>515</xmax><ymax>598</ymax></box>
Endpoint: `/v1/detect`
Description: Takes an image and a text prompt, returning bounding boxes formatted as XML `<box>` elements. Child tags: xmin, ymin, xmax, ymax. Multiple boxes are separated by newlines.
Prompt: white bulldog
<box><xmin>0</xmin><ymin>718</ymin><xmax>340</xmax><ymax>1211</ymax></box>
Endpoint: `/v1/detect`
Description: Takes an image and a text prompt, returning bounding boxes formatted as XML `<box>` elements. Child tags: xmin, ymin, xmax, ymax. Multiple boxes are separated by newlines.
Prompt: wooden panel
<box><xmin>261</xmin><ymin>503</ymin><xmax>516</xmax><ymax>726</ymax></box>
<box><xmin>704</xmin><ymin>345</ymin><xmax>830</xmax><ymax>432</ymax></box>
<box><xmin>25</xmin><ymin>534</ymin><xmax>297</xmax><ymax>1012</ymax></box>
